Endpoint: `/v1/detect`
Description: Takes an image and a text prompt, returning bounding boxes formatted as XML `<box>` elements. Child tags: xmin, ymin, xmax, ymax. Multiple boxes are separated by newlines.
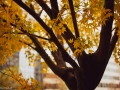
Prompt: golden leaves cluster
<box><xmin>0</xmin><ymin>66</ymin><xmax>42</xmax><ymax>90</ymax></box>
<box><xmin>68</xmin><ymin>37</ymin><xmax>94</xmax><ymax>57</ymax></box>
<box><xmin>0</xmin><ymin>0</ymin><xmax>24</xmax><ymax>64</ymax></box>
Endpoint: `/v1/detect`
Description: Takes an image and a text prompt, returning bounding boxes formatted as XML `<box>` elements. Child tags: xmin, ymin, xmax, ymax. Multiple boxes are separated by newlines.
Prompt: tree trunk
<box><xmin>62</xmin><ymin>53</ymin><xmax>110</xmax><ymax>90</ymax></box>
<box><xmin>13</xmin><ymin>0</ymin><xmax>117</xmax><ymax>90</ymax></box>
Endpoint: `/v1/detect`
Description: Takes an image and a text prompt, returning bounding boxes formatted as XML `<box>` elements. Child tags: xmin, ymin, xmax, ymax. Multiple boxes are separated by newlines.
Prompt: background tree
<box><xmin>0</xmin><ymin>0</ymin><xmax>120</xmax><ymax>90</ymax></box>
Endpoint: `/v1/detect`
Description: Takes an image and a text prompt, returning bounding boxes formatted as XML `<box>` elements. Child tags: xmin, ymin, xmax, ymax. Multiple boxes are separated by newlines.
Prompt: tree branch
<box><xmin>29</xmin><ymin>34</ymin><xmax>51</xmax><ymax>41</ymax></box>
<box><xmin>108</xmin><ymin>27</ymin><xmax>119</xmax><ymax>59</ymax></box>
<box><xmin>68</xmin><ymin>0</ymin><xmax>79</xmax><ymax>38</ymax></box>
<box><xmin>62</xmin><ymin>24</ymin><xmax>75</xmax><ymax>51</ymax></box>
<box><xmin>50</xmin><ymin>0</ymin><xmax>59</xmax><ymax>19</ymax></box>
<box><xmin>50</xmin><ymin>0</ymin><xmax>79</xmax><ymax>69</ymax></box>
<box><xmin>38</xmin><ymin>9</ymin><xmax>43</xmax><ymax>16</ymax></box>
<box><xmin>1</xmin><ymin>16</ymin><xmax>51</xmax><ymax>41</ymax></box>
<box><xmin>4</xmin><ymin>32</ymin><xmax>51</xmax><ymax>41</ymax></box>
<box><xmin>13</xmin><ymin>0</ymin><xmax>79</xmax><ymax>71</ymax></box>
<box><xmin>35</xmin><ymin>0</ymin><xmax>52</xmax><ymax>19</ymax></box>
<box><xmin>0</xmin><ymin>71</ymin><xmax>23</xmax><ymax>86</ymax></box>
<box><xmin>22</xmin><ymin>30</ymin><xmax>65</xmax><ymax>75</ymax></box>
<box><xmin>51</xmin><ymin>51</ymin><xmax>66</xmax><ymax>68</ymax></box>
<box><xmin>95</xmin><ymin>0</ymin><xmax>114</xmax><ymax>61</ymax></box>
<box><xmin>13</xmin><ymin>0</ymin><xmax>52</xmax><ymax>35</ymax></box>
<box><xmin>87</xmin><ymin>0</ymin><xmax>115</xmax><ymax>88</ymax></box>
<box><xmin>19</xmin><ymin>40</ymin><xmax>36</xmax><ymax>50</ymax></box>
<box><xmin>50</xmin><ymin>31</ymin><xmax>80</xmax><ymax>70</ymax></box>
<box><xmin>49</xmin><ymin>0</ymin><xmax>68</xmax><ymax>68</ymax></box>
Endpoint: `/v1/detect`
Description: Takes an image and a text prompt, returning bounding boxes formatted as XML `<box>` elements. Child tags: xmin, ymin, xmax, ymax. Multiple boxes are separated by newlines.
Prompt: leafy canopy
<box><xmin>0</xmin><ymin>0</ymin><xmax>119</xmax><ymax>62</ymax></box>
<box><xmin>0</xmin><ymin>0</ymin><xmax>120</xmax><ymax>89</ymax></box>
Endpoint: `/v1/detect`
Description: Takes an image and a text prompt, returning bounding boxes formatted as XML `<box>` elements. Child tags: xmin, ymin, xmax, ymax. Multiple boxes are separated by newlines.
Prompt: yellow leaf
<box><xmin>88</xmin><ymin>50</ymin><xmax>94</xmax><ymax>54</ymax></box>
<box><xmin>114</xmin><ymin>58</ymin><xmax>119</xmax><ymax>63</ymax></box>
<box><xmin>73</xmin><ymin>40</ymin><xmax>80</xmax><ymax>49</ymax></box>
<box><xmin>68</xmin><ymin>38</ymin><xmax>73</xmax><ymax>43</ymax></box>
<box><xmin>73</xmin><ymin>49</ymin><xmax>82</xmax><ymax>57</ymax></box>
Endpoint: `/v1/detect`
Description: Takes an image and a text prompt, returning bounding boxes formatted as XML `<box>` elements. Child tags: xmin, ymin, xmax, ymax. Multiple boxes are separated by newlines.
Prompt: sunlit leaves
<box><xmin>101</xmin><ymin>9</ymin><xmax>113</xmax><ymax>25</ymax></box>
<box><xmin>0</xmin><ymin>0</ymin><xmax>120</xmax><ymax>89</ymax></box>
<box><xmin>0</xmin><ymin>0</ymin><xmax>22</xmax><ymax>23</ymax></box>
<box><xmin>0</xmin><ymin>0</ymin><xmax>24</xmax><ymax>64</ymax></box>
<box><xmin>113</xmin><ymin>39</ymin><xmax>120</xmax><ymax>64</ymax></box>
<box><xmin>0</xmin><ymin>35</ymin><xmax>22</xmax><ymax>65</ymax></box>
<box><xmin>49</xmin><ymin>42</ymin><xmax>57</xmax><ymax>52</ymax></box>
<box><xmin>25</xmin><ymin>0</ymin><xmax>34</xmax><ymax>6</ymax></box>
<box><xmin>68</xmin><ymin>38</ymin><xmax>73</xmax><ymax>43</ymax></box>
<box><xmin>0</xmin><ymin>65</ymin><xmax>42</xmax><ymax>89</ymax></box>
<box><xmin>40</xmin><ymin>61</ymin><xmax>49</xmax><ymax>74</ymax></box>
<box><xmin>73</xmin><ymin>37</ymin><xmax>94</xmax><ymax>57</ymax></box>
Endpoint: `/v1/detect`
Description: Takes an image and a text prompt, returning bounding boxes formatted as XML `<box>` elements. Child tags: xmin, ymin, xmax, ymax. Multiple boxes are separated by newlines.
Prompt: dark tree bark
<box><xmin>13</xmin><ymin>0</ymin><xmax>118</xmax><ymax>90</ymax></box>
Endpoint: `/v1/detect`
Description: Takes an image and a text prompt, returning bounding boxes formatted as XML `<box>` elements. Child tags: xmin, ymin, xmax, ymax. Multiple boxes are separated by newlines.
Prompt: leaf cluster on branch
<box><xmin>0</xmin><ymin>0</ymin><xmax>120</xmax><ymax>90</ymax></box>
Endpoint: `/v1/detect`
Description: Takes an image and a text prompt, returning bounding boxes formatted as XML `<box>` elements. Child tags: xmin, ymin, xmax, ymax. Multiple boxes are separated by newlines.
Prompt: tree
<box><xmin>0</xmin><ymin>0</ymin><xmax>120</xmax><ymax>90</ymax></box>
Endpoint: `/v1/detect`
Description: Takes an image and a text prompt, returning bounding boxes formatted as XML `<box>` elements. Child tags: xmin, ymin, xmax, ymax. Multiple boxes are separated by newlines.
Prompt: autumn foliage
<box><xmin>0</xmin><ymin>0</ymin><xmax>120</xmax><ymax>90</ymax></box>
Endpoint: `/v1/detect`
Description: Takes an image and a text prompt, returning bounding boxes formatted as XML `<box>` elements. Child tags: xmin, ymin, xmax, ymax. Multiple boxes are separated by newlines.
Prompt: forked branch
<box><xmin>35</xmin><ymin>0</ymin><xmax>52</xmax><ymax>19</ymax></box>
<box><xmin>95</xmin><ymin>0</ymin><xmax>114</xmax><ymax>60</ymax></box>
